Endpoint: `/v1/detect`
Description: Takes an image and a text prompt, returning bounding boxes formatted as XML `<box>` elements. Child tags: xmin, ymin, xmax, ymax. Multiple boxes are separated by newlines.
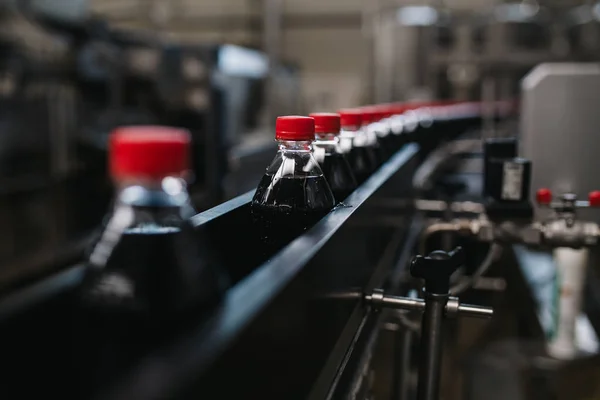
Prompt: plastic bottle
<box><xmin>363</xmin><ymin>107</ymin><xmax>395</xmax><ymax>161</ymax></box>
<box><xmin>309</xmin><ymin>112</ymin><xmax>358</xmax><ymax>201</ymax></box>
<box><xmin>403</xmin><ymin>101</ymin><xmax>430</xmax><ymax>139</ymax></box>
<box><xmin>388</xmin><ymin>103</ymin><xmax>408</xmax><ymax>151</ymax></box>
<box><xmin>338</xmin><ymin>109</ymin><xmax>378</xmax><ymax>184</ymax></box>
<box><xmin>400</xmin><ymin>101</ymin><xmax>445</xmax><ymax>153</ymax></box>
<box><xmin>376</xmin><ymin>107</ymin><xmax>395</xmax><ymax>155</ymax></box>
<box><xmin>421</xmin><ymin>100</ymin><xmax>482</xmax><ymax>143</ymax></box>
<box><xmin>251</xmin><ymin>116</ymin><xmax>336</xmax><ymax>252</ymax></box>
<box><xmin>77</xmin><ymin>126</ymin><xmax>225</xmax><ymax>392</ymax></box>
<box><xmin>361</xmin><ymin>107</ymin><xmax>388</xmax><ymax>163</ymax></box>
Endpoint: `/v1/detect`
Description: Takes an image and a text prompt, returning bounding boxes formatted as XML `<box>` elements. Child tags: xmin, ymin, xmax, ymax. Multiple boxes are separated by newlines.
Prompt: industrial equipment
<box><xmin>0</xmin><ymin>101</ymin><xmax>505</xmax><ymax>399</ymax></box>
<box><xmin>370</xmin><ymin>1</ymin><xmax>600</xmax><ymax>104</ymax></box>
<box><xmin>0</xmin><ymin>3</ymin><xmax>599</xmax><ymax>392</ymax></box>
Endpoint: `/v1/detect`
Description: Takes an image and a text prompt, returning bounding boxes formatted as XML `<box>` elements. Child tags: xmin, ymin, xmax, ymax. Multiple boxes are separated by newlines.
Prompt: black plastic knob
<box><xmin>410</xmin><ymin>247</ymin><xmax>464</xmax><ymax>294</ymax></box>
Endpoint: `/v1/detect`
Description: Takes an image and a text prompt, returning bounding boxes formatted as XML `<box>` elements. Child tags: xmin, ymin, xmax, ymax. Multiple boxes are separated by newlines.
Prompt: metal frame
<box><xmin>101</xmin><ymin>144</ymin><xmax>420</xmax><ymax>400</ymax></box>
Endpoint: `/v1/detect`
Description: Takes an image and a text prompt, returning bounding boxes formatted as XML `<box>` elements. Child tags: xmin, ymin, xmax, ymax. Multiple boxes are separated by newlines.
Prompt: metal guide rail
<box><xmin>0</xmin><ymin>143</ymin><xmax>423</xmax><ymax>400</ymax></box>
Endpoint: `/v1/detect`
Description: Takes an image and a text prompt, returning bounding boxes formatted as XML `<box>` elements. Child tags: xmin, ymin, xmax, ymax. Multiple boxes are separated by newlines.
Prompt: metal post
<box><xmin>373</xmin><ymin>11</ymin><xmax>395</xmax><ymax>104</ymax></box>
<box><xmin>411</xmin><ymin>248</ymin><xmax>463</xmax><ymax>400</ymax></box>
<box><xmin>366</xmin><ymin>246</ymin><xmax>492</xmax><ymax>400</ymax></box>
<box><xmin>362</xmin><ymin>0</ymin><xmax>381</xmax><ymax>104</ymax></box>
<box><xmin>262</xmin><ymin>0</ymin><xmax>283</xmax><ymax>125</ymax></box>
<box><xmin>416</xmin><ymin>292</ymin><xmax>447</xmax><ymax>400</ymax></box>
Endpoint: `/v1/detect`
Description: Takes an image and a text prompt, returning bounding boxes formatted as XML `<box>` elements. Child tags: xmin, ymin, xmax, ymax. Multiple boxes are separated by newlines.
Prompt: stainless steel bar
<box><xmin>381</xmin><ymin>296</ymin><xmax>425</xmax><ymax>312</ymax></box>
<box><xmin>458</xmin><ymin>303</ymin><xmax>494</xmax><ymax>319</ymax></box>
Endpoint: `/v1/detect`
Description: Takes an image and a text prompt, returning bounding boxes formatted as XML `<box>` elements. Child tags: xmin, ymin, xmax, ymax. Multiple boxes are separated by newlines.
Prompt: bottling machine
<box><xmin>0</xmin><ymin>62</ymin><xmax>599</xmax><ymax>400</ymax></box>
<box><xmin>370</xmin><ymin>1</ymin><xmax>600</xmax><ymax>104</ymax></box>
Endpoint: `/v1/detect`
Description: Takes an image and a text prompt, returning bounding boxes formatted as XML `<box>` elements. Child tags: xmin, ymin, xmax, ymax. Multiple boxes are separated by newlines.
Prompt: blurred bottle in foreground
<box><xmin>77</xmin><ymin>126</ymin><xmax>225</xmax><ymax>395</ymax></box>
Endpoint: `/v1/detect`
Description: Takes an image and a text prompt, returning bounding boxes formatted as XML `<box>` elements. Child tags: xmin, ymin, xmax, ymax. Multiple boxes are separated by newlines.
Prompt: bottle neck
<box><xmin>390</xmin><ymin>115</ymin><xmax>405</xmax><ymax>135</ymax></box>
<box><xmin>114</xmin><ymin>174</ymin><xmax>189</xmax><ymax>188</ymax></box>
<box><xmin>114</xmin><ymin>176</ymin><xmax>191</xmax><ymax>208</ymax></box>
<box><xmin>277</xmin><ymin>140</ymin><xmax>313</xmax><ymax>152</ymax></box>
<box><xmin>362</xmin><ymin>124</ymin><xmax>378</xmax><ymax>138</ymax></box>
<box><xmin>367</xmin><ymin>120</ymin><xmax>389</xmax><ymax>137</ymax></box>
<box><xmin>340</xmin><ymin>126</ymin><xmax>360</xmax><ymax>137</ymax></box>
<box><xmin>315</xmin><ymin>132</ymin><xmax>338</xmax><ymax>141</ymax></box>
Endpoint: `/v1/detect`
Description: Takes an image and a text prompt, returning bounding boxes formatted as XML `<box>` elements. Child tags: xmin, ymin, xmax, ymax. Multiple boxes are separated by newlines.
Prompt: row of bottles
<box><xmin>249</xmin><ymin>100</ymin><xmax>494</xmax><ymax>251</ymax></box>
<box><xmin>75</xmin><ymin>99</ymin><xmax>507</xmax><ymax>396</ymax></box>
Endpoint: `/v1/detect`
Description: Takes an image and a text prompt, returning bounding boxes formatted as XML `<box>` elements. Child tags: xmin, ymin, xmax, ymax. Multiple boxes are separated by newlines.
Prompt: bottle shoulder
<box><xmin>264</xmin><ymin>149</ymin><xmax>325</xmax><ymax>178</ymax></box>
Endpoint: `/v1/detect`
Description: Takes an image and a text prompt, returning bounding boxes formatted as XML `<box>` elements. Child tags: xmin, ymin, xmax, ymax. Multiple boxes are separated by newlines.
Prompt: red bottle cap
<box><xmin>309</xmin><ymin>113</ymin><xmax>341</xmax><ymax>134</ymax></box>
<box><xmin>362</xmin><ymin>107</ymin><xmax>389</xmax><ymax>124</ymax></box>
<box><xmin>360</xmin><ymin>108</ymin><xmax>378</xmax><ymax>125</ymax></box>
<box><xmin>338</xmin><ymin>109</ymin><xmax>362</xmax><ymax>130</ymax></box>
<box><xmin>375</xmin><ymin>108</ymin><xmax>391</xmax><ymax>120</ymax></box>
<box><xmin>589</xmin><ymin>191</ymin><xmax>600</xmax><ymax>207</ymax></box>
<box><xmin>378</xmin><ymin>105</ymin><xmax>394</xmax><ymax>118</ymax></box>
<box><xmin>403</xmin><ymin>101</ymin><xmax>422</xmax><ymax>111</ymax></box>
<box><xmin>110</xmin><ymin>126</ymin><xmax>191</xmax><ymax>180</ymax></box>
<box><xmin>275</xmin><ymin>116</ymin><xmax>315</xmax><ymax>141</ymax></box>
<box><xmin>390</xmin><ymin>103</ymin><xmax>406</xmax><ymax>115</ymax></box>
<box><xmin>536</xmin><ymin>188</ymin><xmax>552</xmax><ymax>205</ymax></box>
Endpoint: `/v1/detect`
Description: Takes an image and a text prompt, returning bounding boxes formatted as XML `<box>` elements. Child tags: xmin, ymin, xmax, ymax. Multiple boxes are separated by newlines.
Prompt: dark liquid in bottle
<box><xmin>319</xmin><ymin>152</ymin><xmax>358</xmax><ymax>201</ymax></box>
<box><xmin>83</xmin><ymin>227</ymin><xmax>221</xmax><ymax>316</ymax></box>
<box><xmin>76</xmin><ymin>226</ymin><xmax>223</xmax><ymax>396</ymax></box>
<box><xmin>348</xmin><ymin>146</ymin><xmax>377</xmax><ymax>184</ymax></box>
<box><xmin>251</xmin><ymin>175</ymin><xmax>335</xmax><ymax>253</ymax></box>
<box><xmin>378</xmin><ymin>134</ymin><xmax>395</xmax><ymax>159</ymax></box>
<box><xmin>389</xmin><ymin>133</ymin><xmax>404</xmax><ymax>153</ymax></box>
<box><xmin>371</xmin><ymin>141</ymin><xmax>386</xmax><ymax>165</ymax></box>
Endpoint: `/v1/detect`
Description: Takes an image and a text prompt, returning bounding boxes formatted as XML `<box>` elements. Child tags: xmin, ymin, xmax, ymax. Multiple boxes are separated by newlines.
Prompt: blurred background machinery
<box><xmin>0</xmin><ymin>0</ymin><xmax>600</xmax><ymax>399</ymax></box>
<box><xmin>371</xmin><ymin>0</ymin><xmax>600</xmax><ymax>103</ymax></box>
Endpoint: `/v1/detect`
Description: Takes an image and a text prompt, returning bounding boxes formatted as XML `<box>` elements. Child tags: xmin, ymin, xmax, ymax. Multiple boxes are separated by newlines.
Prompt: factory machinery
<box><xmin>0</xmin><ymin>63</ymin><xmax>599</xmax><ymax>400</ymax></box>
<box><xmin>371</xmin><ymin>0</ymin><xmax>600</xmax><ymax>104</ymax></box>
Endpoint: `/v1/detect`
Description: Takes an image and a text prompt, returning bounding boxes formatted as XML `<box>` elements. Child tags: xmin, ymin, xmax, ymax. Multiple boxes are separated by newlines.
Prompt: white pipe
<box><xmin>547</xmin><ymin>247</ymin><xmax>588</xmax><ymax>359</ymax></box>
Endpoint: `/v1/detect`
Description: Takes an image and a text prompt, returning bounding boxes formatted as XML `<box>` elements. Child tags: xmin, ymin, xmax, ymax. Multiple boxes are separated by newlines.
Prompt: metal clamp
<box><xmin>364</xmin><ymin>289</ymin><xmax>493</xmax><ymax>319</ymax></box>
<box><xmin>367</xmin><ymin>247</ymin><xmax>494</xmax><ymax>400</ymax></box>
